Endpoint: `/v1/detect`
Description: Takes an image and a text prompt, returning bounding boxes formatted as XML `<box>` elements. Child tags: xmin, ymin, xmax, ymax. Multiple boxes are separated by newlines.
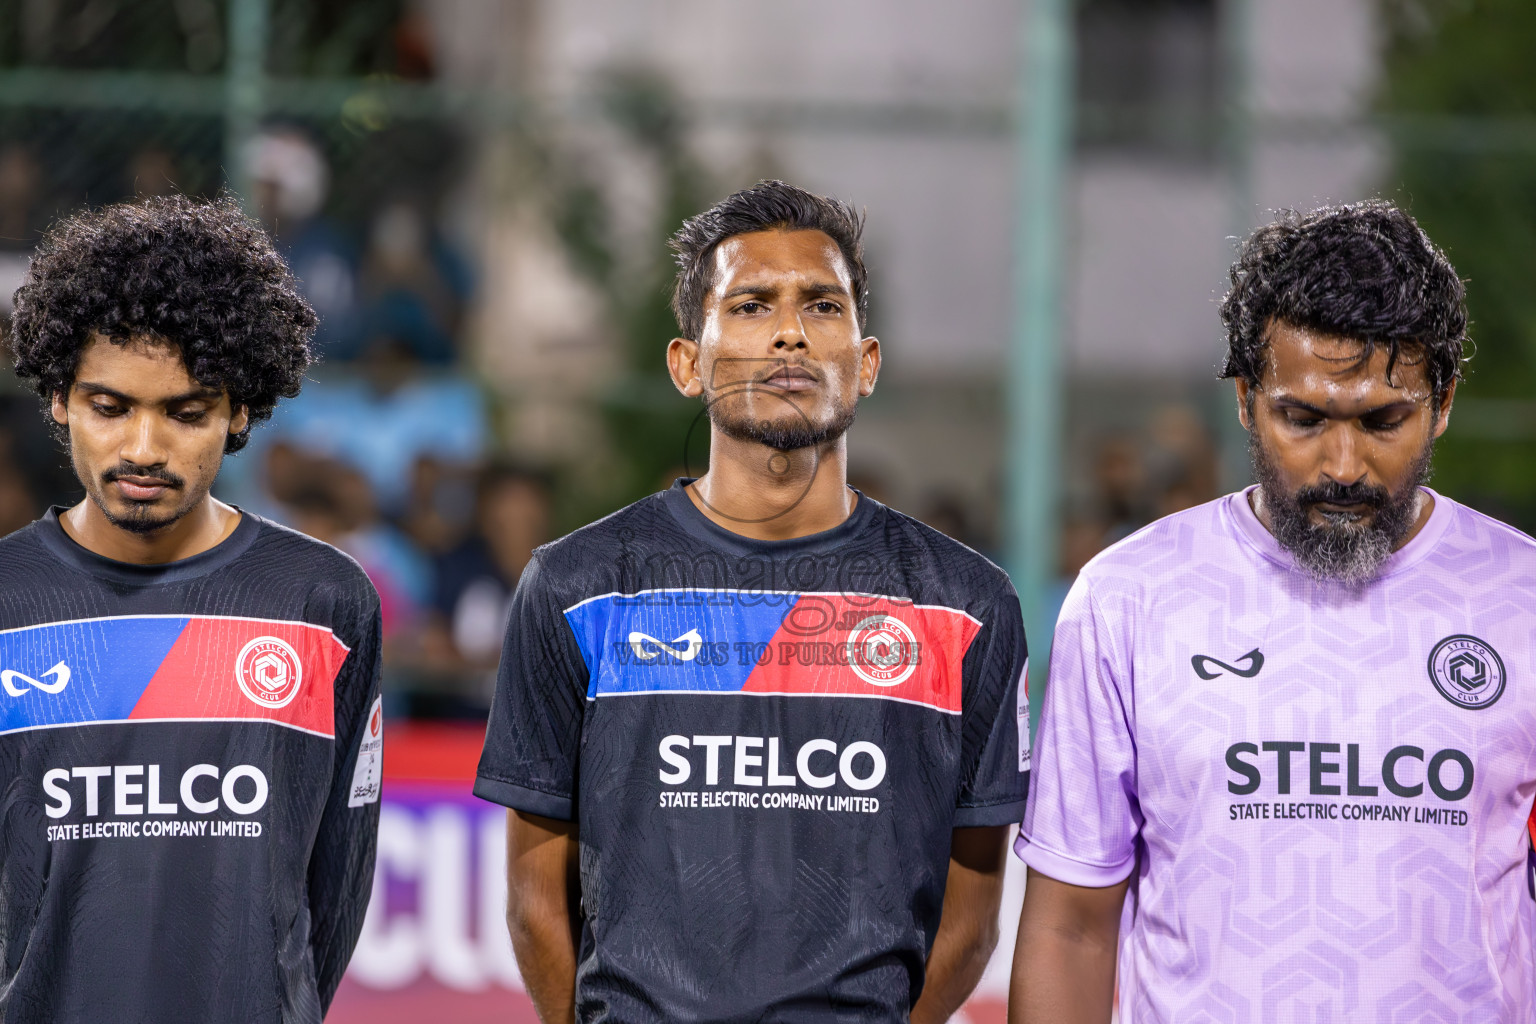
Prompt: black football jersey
<box><xmin>475</xmin><ymin>482</ymin><xmax>1028</xmax><ymax>1022</ymax></box>
<box><xmin>0</xmin><ymin>509</ymin><xmax>383</xmax><ymax>1024</ymax></box>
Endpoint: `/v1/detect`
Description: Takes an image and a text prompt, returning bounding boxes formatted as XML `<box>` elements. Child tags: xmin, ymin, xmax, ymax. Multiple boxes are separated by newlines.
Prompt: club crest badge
<box><xmin>236</xmin><ymin>636</ymin><xmax>304</xmax><ymax>709</ymax></box>
<box><xmin>1428</xmin><ymin>634</ymin><xmax>1506</xmax><ymax>710</ymax></box>
<box><xmin>847</xmin><ymin>614</ymin><xmax>919</xmax><ymax>688</ymax></box>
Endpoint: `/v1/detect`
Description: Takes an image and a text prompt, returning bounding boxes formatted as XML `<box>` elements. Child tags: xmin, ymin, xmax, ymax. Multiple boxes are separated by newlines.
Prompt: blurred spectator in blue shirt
<box><xmin>423</xmin><ymin>461</ymin><xmax>551</xmax><ymax>673</ymax></box>
<box><xmin>273</xmin><ymin>449</ymin><xmax>433</xmax><ymax>638</ymax></box>
<box><xmin>354</xmin><ymin>199</ymin><xmax>472</xmax><ymax>365</ymax></box>
<box><xmin>239</xmin><ymin>343</ymin><xmax>490</xmax><ymax>516</ymax></box>
<box><xmin>245</xmin><ymin>128</ymin><xmax>359</xmax><ymax>358</ymax></box>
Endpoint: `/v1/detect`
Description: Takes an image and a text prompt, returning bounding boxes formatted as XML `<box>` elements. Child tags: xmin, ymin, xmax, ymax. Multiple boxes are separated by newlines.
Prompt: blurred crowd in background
<box><xmin>9</xmin><ymin>2</ymin><xmax>1536</xmax><ymax>1018</ymax></box>
<box><xmin>0</xmin><ymin>108</ymin><xmax>1223</xmax><ymax>714</ymax></box>
<box><xmin>1</xmin><ymin>118</ymin><xmax>533</xmax><ymax>717</ymax></box>
<box><xmin>5</xmin><ymin>0</ymin><xmax>1536</xmax><ymax>729</ymax></box>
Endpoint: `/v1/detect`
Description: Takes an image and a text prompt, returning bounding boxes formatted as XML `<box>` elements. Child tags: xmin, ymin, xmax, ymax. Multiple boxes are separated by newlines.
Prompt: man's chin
<box><xmin>707</xmin><ymin>403</ymin><xmax>857</xmax><ymax>453</ymax></box>
<box><xmin>93</xmin><ymin>494</ymin><xmax>189</xmax><ymax>536</ymax></box>
<box><xmin>107</xmin><ymin>510</ymin><xmax>179</xmax><ymax>535</ymax></box>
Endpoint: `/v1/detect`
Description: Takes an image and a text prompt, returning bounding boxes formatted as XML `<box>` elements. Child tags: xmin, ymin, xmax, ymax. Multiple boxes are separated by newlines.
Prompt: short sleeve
<box><xmin>474</xmin><ymin>553</ymin><xmax>590</xmax><ymax>820</ymax></box>
<box><xmin>952</xmin><ymin>582</ymin><xmax>1030</xmax><ymax>827</ymax></box>
<box><xmin>1014</xmin><ymin>573</ymin><xmax>1140</xmax><ymax>886</ymax></box>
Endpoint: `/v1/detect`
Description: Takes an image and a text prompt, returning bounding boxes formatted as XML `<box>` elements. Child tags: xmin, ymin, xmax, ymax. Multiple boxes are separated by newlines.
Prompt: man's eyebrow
<box><xmin>74</xmin><ymin>381</ymin><xmax>224</xmax><ymax>404</ymax></box>
<box><xmin>72</xmin><ymin>381</ymin><xmax>132</xmax><ymax>403</ymax></box>
<box><xmin>720</xmin><ymin>281</ymin><xmax>849</xmax><ymax>300</ymax></box>
<box><xmin>1270</xmin><ymin>395</ymin><xmax>1419</xmax><ymax>418</ymax></box>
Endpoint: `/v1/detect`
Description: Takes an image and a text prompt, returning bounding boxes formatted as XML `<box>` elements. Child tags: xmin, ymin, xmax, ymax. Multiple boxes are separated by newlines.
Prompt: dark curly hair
<box><xmin>8</xmin><ymin>194</ymin><xmax>316</xmax><ymax>453</ymax></box>
<box><xmin>670</xmin><ymin>179</ymin><xmax>868</xmax><ymax>341</ymax></box>
<box><xmin>1220</xmin><ymin>200</ymin><xmax>1467</xmax><ymax>407</ymax></box>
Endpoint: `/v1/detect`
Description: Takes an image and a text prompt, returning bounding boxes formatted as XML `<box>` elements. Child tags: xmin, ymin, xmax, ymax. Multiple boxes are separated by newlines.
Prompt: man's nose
<box><xmin>120</xmin><ymin>411</ymin><xmax>169</xmax><ymax>468</ymax></box>
<box><xmin>1318</xmin><ymin>423</ymin><xmax>1367</xmax><ymax>487</ymax></box>
<box><xmin>771</xmin><ymin>309</ymin><xmax>808</xmax><ymax>352</ymax></box>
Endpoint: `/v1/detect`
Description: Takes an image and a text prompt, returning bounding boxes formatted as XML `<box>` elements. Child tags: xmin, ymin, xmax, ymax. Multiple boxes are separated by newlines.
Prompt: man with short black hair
<box><xmin>477</xmin><ymin>180</ymin><xmax>1029</xmax><ymax>1023</ymax></box>
<box><xmin>1011</xmin><ymin>200</ymin><xmax>1536</xmax><ymax>1022</ymax></box>
<box><xmin>1</xmin><ymin>195</ymin><xmax>382</xmax><ymax>1024</ymax></box>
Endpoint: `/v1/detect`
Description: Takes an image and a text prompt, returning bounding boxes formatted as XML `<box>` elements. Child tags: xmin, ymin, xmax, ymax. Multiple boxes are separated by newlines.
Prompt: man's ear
<box><xmin>228</xmin><ymin>403</ymin><xmax>250</xmax><ymax>437</ymax></box>
<box><xmin>1235</xmin><ymin>379</ymin><xmax>1254</xmax><ymax>431</ymax></box>
<box><xmin>51</xmin><ymin>390</ymin><xmax>69</xmax><ymax>426</ymax></box>
<box><xmin>1432</xmin><ymin>379</ymin><xmax>1456</xmax><ymax>438</ymax></box>
<box><xmin>667</xmin><ymin>338</ymin><xmax>703</xmax><ymax>398</ymax></box>
<box><xmin>858</xmin><ymin>337</ymin><xmax>881</xmax><ymax>398</ymax></box>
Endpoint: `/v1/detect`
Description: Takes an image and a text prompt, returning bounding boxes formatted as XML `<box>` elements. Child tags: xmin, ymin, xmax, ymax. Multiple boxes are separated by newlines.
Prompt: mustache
<box><xmin>103</xmin><ymin>464</ymin><xmax>184</xmax><ymax>489</ymax></box>
<box><xmin>1294</xmin><ymin>479</ymin><xmax>1389</xmax><ymax>510</ymax></box>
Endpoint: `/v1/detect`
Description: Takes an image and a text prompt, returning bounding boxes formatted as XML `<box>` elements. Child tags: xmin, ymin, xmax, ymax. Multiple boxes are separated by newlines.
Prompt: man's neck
<box><xmin>61</xmin><ymin>497</ymin><xmax>242</xmax><ymax>565</ymax></box>
<box><xmin>686</xmin><ymin>432</ymin><xmax>857</xmax><ymax>542</ymax></box>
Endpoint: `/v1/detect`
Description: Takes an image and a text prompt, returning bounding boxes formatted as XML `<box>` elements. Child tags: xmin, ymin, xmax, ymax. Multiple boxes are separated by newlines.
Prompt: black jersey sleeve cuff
<box><xmin>473</xmin><ymin>776</ymin><xmax>575</xmax><ymax>820</ymax></box>
<box><xmin>952</xmin><ymin>798</ymin><xmax>1028</xmax><ymax>828</ymax></box>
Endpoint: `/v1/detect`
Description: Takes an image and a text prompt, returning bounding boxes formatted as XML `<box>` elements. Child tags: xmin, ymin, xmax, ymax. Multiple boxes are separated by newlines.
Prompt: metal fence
<box><xmin>5</xmin><ymin>0</ymin><xmax>1536</xmax><ymax>665</ymax></box>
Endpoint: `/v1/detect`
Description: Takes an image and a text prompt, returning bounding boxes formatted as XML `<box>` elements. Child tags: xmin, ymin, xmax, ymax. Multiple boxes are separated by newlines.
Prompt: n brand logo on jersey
<box><xmin>2</xmin><ymin>661</ymin><xmax>70</xmax><ymax>697</ymax></box>
<box><xmin>1428</xmin><ymin>635</ymin><xmax>1506</xmax><ymax>710</ymax></box>
<box><xmin>628</xmin><ymin>629</ymin><xmax>703</xmax><ymax>662</ymax></box>
<box><xmin>1191</xmin><ymin>648</ymin><xmax>1264</xmax><ymax>680</ymax></box>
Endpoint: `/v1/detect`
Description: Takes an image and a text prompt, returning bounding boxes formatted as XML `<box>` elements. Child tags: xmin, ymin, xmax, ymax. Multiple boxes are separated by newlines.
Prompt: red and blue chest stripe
<box><xmin>564</xmin><ymin>589</ymin><xmax>982</xmax><ymax>715</ymax></box>
<box><xmin>0</xmin><ymin>615</ymin><xmax>348</xmax><ymax>739</ymax></box>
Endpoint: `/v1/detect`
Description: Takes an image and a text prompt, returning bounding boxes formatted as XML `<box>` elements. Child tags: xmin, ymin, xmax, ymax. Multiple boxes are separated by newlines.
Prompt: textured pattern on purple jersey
<box><xmin>0</xmin><ymin>510</ymin><xmax>382</xmax><ymax>1024</ymax></box>
<box><xmin>1017</xmin><ymin>487</ymin><xmax>1536</xmax><ymax>1023</ymax></box>
<box><xmin>476</xmin><ymin>481</ymin><xmax>1028</xmax><ymax>1023</ymax></box>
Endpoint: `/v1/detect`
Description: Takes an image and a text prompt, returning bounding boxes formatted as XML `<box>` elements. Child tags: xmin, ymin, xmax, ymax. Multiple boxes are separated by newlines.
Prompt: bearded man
<box><xmin>1011</xmin><ymin>200</ymin><xmax>1536</xmax><ymax>1022</ymax></box>
<box><xmin>475</xmin><ymin>180</ymin><xmax>1029</xmax><ymax>1023</ymax></box>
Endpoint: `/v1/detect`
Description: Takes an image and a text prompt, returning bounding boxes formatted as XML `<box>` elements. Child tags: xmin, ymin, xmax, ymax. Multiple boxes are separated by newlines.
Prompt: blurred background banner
<box><xmin>329</xmin><ymin>723</ymin><xmax>536</xmax><ymax>1023</ymax></box>
<box><xmin>1</xmin><ymin>0</ymin><xmax>1533</xmax><ymax>1017</ymax></box>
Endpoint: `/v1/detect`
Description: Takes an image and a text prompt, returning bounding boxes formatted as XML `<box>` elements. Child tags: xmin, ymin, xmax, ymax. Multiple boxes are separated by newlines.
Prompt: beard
<box><xmin>705</xmin><ymin>387</ymin><xmax>858</xmax><ymax>452</ymax></box>
<box><xmin>1250</xmin><ymin>430</ymin><xmax>1433</xmax><ymax>586</ymax></box>
<box><xmin>85</xmin><ymin>460</ymin><xmax>197</xmax><ymax>535</ymax></box>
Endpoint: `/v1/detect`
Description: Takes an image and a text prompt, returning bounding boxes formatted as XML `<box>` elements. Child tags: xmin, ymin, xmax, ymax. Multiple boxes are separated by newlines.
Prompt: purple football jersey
<box><xmin>1018</xmin><ymin>487</ymin><xmax>1536</xmax><ymax>1022</ymax></box>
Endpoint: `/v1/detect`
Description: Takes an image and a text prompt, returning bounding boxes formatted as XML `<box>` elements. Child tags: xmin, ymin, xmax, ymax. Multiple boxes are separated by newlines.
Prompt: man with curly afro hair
<box><xmin>0</xmin><ymin>195</ymin><xmax>383</xmax><ymax>1024</ymax></box>
<box><xmin>1013</xmin><ymin>200</ymin><xmax>1536</xmax><ymax>1023</ymax></box>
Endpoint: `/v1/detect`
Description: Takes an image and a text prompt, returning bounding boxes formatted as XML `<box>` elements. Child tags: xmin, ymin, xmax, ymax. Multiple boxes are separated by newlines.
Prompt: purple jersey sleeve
<box><xmin>1014</xmin><ymin>572</ymin><xmax>1141</xmax><ymax>886</ymax></box>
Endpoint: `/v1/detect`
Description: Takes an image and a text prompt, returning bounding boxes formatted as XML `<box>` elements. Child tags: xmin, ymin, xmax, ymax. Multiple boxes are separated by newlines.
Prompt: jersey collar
<box><xmin>660</xmin><ymin>478</ymin><xmax>881</xmax><ymax>557</ymax></box>
<box><xmin>37</xmin><ymin>505</ymin><xmax>262</xmax><ymax>586</ymax></box>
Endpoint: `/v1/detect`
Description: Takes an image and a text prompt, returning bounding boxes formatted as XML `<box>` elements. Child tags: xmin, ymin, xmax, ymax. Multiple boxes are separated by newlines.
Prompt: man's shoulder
<box><xmin>534</xmin><ymin>491</ymin><xmax>672</xmax><ymax>570</ymax></box>
<box><xmin>0</xmin><ymin>517</ymin><xmax>51</xmax><ymax>560</ymax></box>
<box><xmin>244</xmin><ymin>514</ymin><xmax>378</xmax><ymax>602</ymax></box>
<box><xmin>519</xmin><ymin>491</ymin><xmax>672</xmax><ymax>600</ymax></box>
<box><xmin>1434</xmin><ymin>493</ymin><xmax>1536</xmax><ymax>572</ymax></box>
<box><xmin>1079</xmin><ymin>495</ymin><xmax>1232</xmax><ymax>587</ymax></box>
<box><xmin>0</xmin><ymin>517</ymin><xmax>74</xmax><ymax>585</ymax></box>
<box><xmin>876</xmin><ymin>503</ymin><xmax>1016</xmax><ymax>606</ymax></box>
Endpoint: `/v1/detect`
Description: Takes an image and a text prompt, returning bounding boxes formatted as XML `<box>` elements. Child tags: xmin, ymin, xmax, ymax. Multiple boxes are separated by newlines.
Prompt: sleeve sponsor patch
<box><xmin>348</xmin><ymin>697</ymin><xmax>384</xmax><ymax>807</ymax></box>
<box><xmin>1017</xmin><ymin>658</ymin><xmax>1032</xmax><ymax>773</ymax></box>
